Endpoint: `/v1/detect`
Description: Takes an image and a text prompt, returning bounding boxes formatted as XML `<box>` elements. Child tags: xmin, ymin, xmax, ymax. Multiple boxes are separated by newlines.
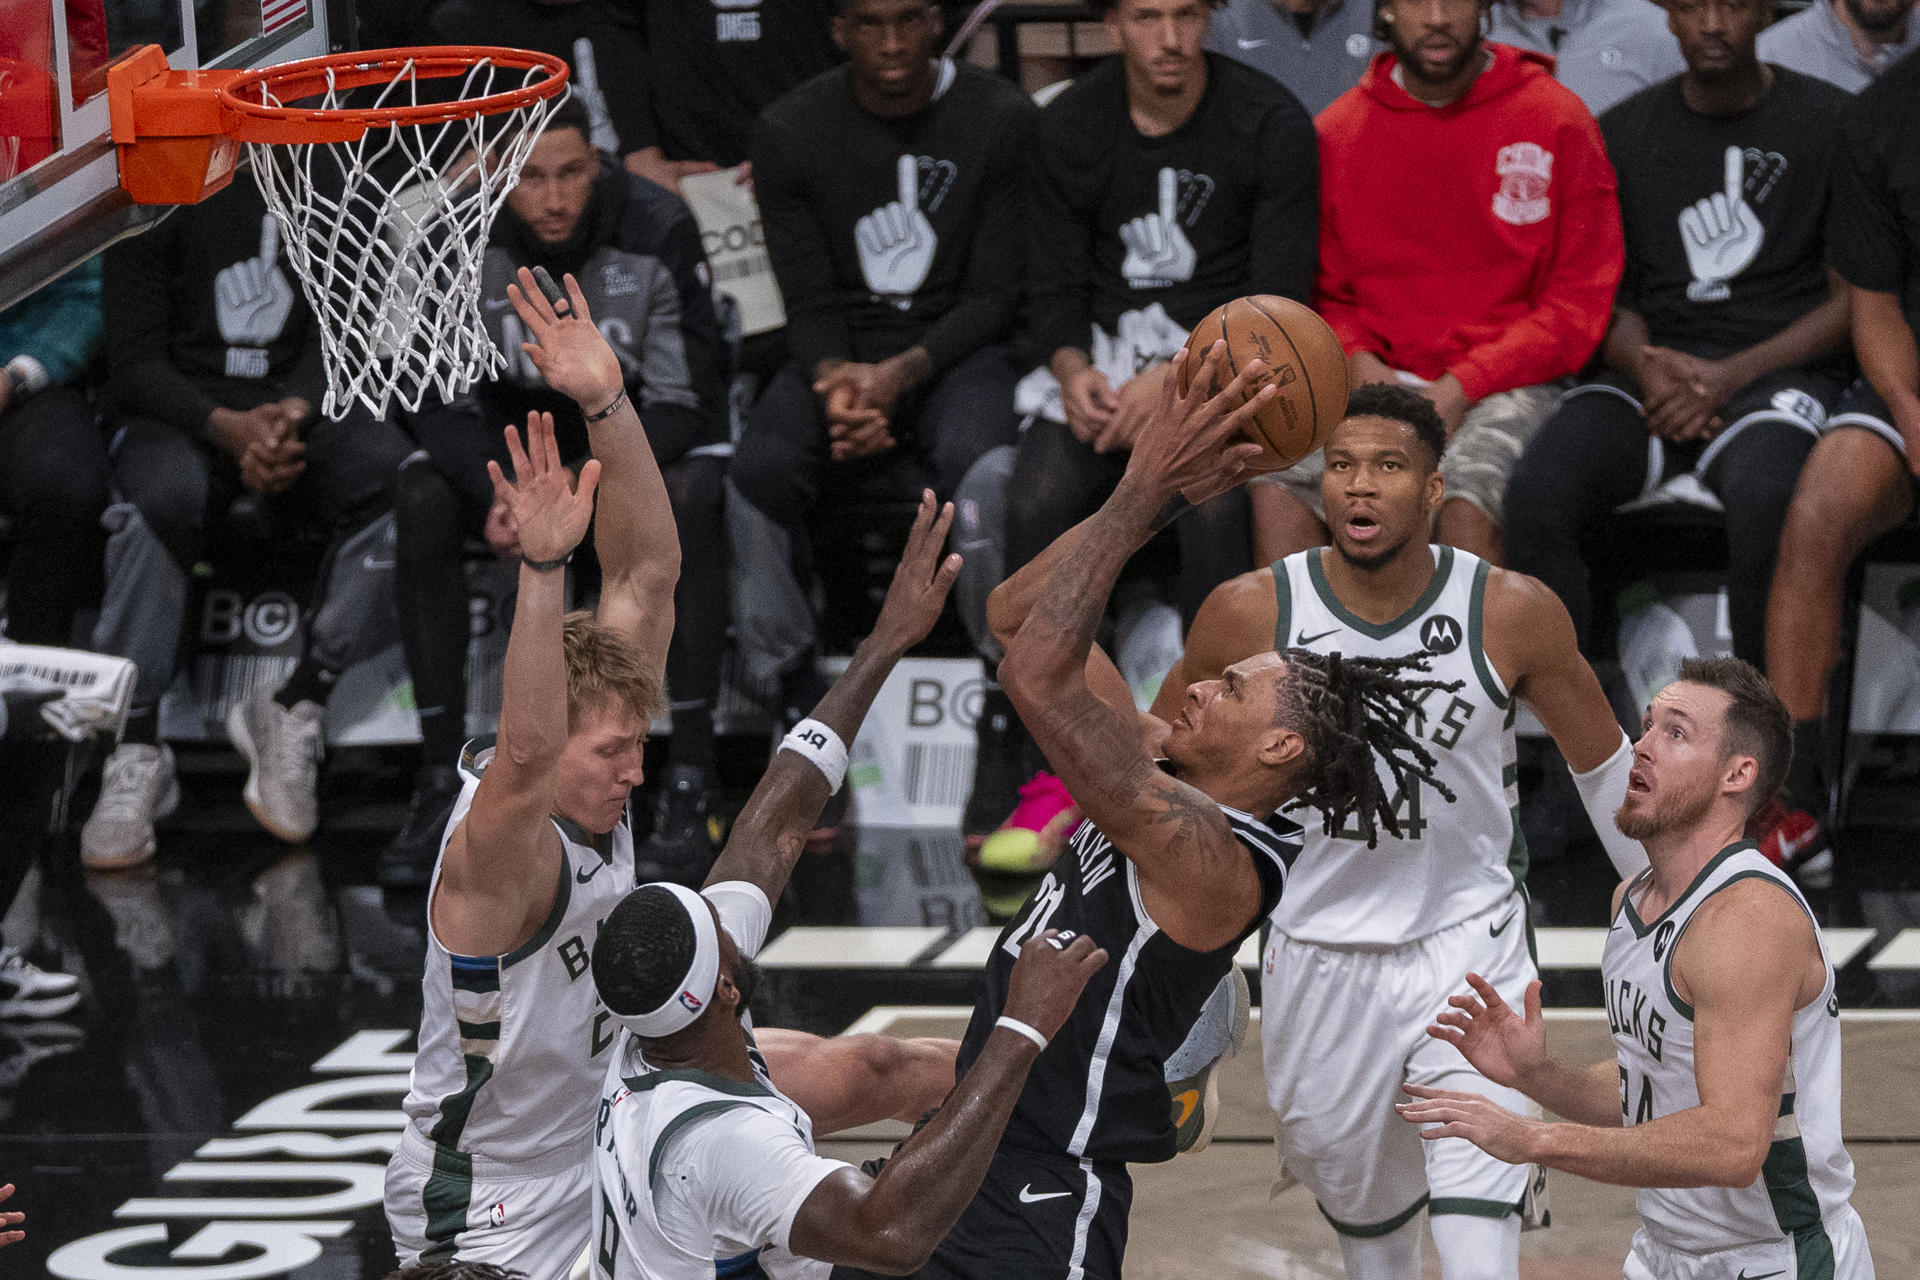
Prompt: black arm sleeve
<box><xmin>103</xmin><ymin>217</ymin><xmax>220</xmax><ymax>437</ymax></box>
<box><xmin>1243</xmin><ymin>101</ymin><xmax>1319</xmax><ymax>303</ymax></box>
<box><xmin>753</xmin><ymin>113</ymin><xmax>853</xmax><ymax>375</ymax></box>
<box><xmin>917</xmin><ymin>98</ymin><xmax>1038</xmax><ymax>377</ymax></box>
<box><xmin>1028</xmin><ymin>124</ymin><xmax>1098</xmax><ymax>365</ymax></box>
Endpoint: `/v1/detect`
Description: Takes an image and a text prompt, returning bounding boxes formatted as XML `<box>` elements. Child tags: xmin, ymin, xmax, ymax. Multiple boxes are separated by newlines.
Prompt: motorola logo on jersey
<box><xmin>1420</xmin><ymin>614</ymin><xmax>1462</xmax><ymax>655</ymax></box>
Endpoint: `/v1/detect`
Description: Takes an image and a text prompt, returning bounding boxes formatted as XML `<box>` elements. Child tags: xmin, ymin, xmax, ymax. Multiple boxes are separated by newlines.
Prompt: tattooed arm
<box><xmin>995</xmin><ymin>346</ymin><xmax>1281</xmax><ymax>952</ymax></box>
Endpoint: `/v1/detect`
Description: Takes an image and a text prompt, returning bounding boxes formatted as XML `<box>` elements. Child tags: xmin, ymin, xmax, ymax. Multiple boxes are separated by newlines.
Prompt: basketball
<box><xmin>1177</xmin><ymin>296</ymin><xmax>1349</xmax><ymax>470</ymax></box>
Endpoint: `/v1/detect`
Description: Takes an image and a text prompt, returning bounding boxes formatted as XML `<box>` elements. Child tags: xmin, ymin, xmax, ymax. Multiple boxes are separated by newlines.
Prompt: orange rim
<box><xmin>214</xmin><ymin>45</ymin><xmax>569</xmax><ymax>144</ymax></box>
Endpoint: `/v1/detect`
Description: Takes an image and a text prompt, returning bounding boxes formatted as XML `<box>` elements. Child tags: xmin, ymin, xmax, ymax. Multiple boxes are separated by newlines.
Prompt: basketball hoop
<box><xmin>108</xmin><ymin>44</ymin><xmax>570</xmax><ymax>419</ymax></box>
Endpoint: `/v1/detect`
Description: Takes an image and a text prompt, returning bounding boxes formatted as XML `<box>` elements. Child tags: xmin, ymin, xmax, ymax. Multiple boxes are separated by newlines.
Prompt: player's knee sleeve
<box><xmin>1335</xmin><ymin>1215</ymin><xmax>1422</xmax><ymax>1280</ymax></box>
<box><xmin>1428</xmin><ymin>1209</ymin><xmax>1520</xmax><ymax>1280</ymax></box>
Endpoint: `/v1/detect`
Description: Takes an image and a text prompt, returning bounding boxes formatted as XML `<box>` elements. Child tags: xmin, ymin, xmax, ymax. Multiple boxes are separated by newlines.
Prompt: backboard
<box><xmin>0</xmin><ymin>0</ymin><xmax>330</xmax><ymax>312</ymax></box>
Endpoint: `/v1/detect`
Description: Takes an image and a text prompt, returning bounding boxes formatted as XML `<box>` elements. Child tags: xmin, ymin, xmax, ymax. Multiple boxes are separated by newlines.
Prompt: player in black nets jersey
<box><xmin>963</xmin><ymin>0</ymin><xmax>1317</xmax><ymax>864</ymax></box>
<box><xmin>836</xmin><ymin>346</ymin><xmax>1455</xmax><ymax>1280</ymax></box>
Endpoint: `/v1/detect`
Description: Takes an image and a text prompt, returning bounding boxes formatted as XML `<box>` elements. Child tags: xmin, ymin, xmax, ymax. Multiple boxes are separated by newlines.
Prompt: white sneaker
<box><xmin>0</xmin><ymin>945</ymin><xmax>82</xmax><ymax>1019</ymax></box>
<box><xmin>227</xmin><ymin>688</ymin><xmax>323</xmax><ymax>842</ymax></box>
<box><xmin>80</xmin><ymin>743</ymin><xmax>180</xmax><ymax>870</ymax></box>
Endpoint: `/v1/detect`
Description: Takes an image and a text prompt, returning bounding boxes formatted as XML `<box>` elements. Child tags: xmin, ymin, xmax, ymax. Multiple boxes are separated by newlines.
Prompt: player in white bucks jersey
<box><xmin>862</xmin><ymin>348</ymin><xmax>1458</xmax><ymax>1280</ymax></box>
<box><xmin>385</xmin><ymin>271</ymin><xmax>683</xmax><ymax>1280</ymax></box>
<box><xmin>1403</xmin><ymin>659</ymin><xmax>1873</xmax><ymax>1280</ymax></box>
<box><xmin>587</xmin><ymin>495</ymin><xmax>1109</xmax><ymax>1280</ymax></box>
<box><xmin>1164</xmin><ymin>385</ymin><xmax>1649</xmax><ymax>1279</ymax></box>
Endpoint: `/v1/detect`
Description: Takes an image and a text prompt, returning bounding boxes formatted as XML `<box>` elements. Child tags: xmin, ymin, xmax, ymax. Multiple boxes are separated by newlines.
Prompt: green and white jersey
<box><xmin>401</xmin><ymin>737</ymin><xmax>636</xmax><ymax>1165</ymax></box>
<box><xmin>1269</xmin><ymin>546</ymin><xmax>1524</xmax><ymax>946</ymax></box>
<box><xmin>1605</xmin><ymin>842</ymin><xmax>1857</xmax><ymax>1255</ymax></box>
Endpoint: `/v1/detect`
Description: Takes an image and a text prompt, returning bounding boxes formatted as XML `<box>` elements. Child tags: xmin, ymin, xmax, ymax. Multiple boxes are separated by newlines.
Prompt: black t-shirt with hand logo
<box><xmin>1599</xmin><ymin>67</ymin><xmax>1849</xmax><ymax>367</ymax></box>
<box><xmin>751</xmin><ymin>60</ymin><xmax>1037</xmax><ymax>376</ymax></box>
<box><xmin>1027</xmin><ymin>53</ymin><xmax>1318</xmax><ymax>365</ymax></box>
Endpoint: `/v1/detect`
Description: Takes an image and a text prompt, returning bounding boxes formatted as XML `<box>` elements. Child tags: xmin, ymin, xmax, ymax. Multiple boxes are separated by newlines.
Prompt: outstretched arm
<box><xmin>787</xmin><ymin>933</ymin><xmax>1108</xmax><ymax>1274</ymax></box>
<box><xmin>1486</xmin><ymin>569</ymin><xmax>1647</xmax><ymax>878</ymax></box>
<box><xmin>996</xmin><ymin>347</ymin><xmax>1281</xmax><ymax>952</ymax></box>
<box><xmin>436</xmin><ymin>414</ymin><xmax>603</xmax><ymax>957</ymax></box>
<box><xmin>505</xmin><ymin>267</ymin><xmax>681</xmax><ymax>667</ymax></box>
<box><xmin>706</xmin><ymin>494</ymin><xmax>960</xmax><ymax>903</ymax></box>
<box><xmin>1401</xmin><ymin>881</ymin><xmax>1816</xmax><ymax>1188</ymax></box>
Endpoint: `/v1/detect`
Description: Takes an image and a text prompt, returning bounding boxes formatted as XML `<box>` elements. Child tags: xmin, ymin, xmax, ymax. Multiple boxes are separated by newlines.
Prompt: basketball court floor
<box><xmin>4</xmin><ymin>745</ymin><xmax>1917</xmax><ymax>1280</ymax></box>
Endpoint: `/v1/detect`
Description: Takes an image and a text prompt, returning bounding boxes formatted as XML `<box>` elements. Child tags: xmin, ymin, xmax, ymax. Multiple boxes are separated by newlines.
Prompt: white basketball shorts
<box><xmin>1261</xmin><ymin>890</ymin><xmax>1540</xmax><ymax>1235</ymax></box>
<box><xmin>385</xmin><ymin>1123</ymin><xmax>593</xmax><ymax>1280</ymax></box>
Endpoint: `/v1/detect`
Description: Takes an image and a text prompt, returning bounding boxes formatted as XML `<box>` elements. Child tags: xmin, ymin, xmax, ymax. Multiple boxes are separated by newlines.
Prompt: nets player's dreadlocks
<box><xmin>1279</xmin><ymin>649</ymin><xmax>1462</xmax><ymax>848</ymax></box>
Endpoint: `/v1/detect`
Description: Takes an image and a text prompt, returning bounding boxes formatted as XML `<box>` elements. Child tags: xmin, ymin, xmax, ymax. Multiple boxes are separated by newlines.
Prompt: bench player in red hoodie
<box><xmin>1256</xmin><ymin>0</ymin><xmax>1623</xmax><ymax>573</ymax></box>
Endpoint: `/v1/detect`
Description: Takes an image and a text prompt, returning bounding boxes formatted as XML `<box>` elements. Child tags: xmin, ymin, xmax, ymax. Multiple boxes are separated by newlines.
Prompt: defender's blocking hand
<box><xmin>505</xmin><ymin>267</ymin><xmax>624</xmax><ymax>411</ymax></box>
<box><xmin>868</xmin><ymin>490</ymin><xmax>962</xmax><ymax>657</ymax></box>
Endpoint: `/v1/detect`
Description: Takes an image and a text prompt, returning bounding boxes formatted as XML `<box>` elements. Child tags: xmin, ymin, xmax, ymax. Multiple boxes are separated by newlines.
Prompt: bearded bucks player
<box><xmin>1402</xmin><ymin>658</ymin><xmax>1871</xmax><ymax>1280</ymax></box>
<box><xmin>384</xmin><ymin>270</ymin><xmax>681</xmax><ymax>1279</ymax></box>
<box><xmin>1159</xmin><ymin>384</ymin><xmax>1648</xmax><ymax>1279</ymax></box>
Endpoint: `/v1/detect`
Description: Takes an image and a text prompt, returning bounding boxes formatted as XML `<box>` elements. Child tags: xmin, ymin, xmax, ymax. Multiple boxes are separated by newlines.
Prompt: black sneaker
<box><xmin>377</xmin><ymin>765</ymin><xmax>463</xmax><ymax>890</ymax></box>
<box><xmin>963</xmin><ymin>685</ymin><xmax>1022</xmax><ymax>860</ymax></box>
<box><xmin>636</xmin><ymin>764</ymin><xmax>718</xmax><ymax>886</ymax></box>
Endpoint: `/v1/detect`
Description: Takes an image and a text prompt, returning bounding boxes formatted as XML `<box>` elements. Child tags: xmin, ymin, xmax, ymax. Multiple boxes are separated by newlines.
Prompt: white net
<box><xmin>239</xmin><ymin>56</ymin><xmax>566</xmax><ymax>420</ymax></box>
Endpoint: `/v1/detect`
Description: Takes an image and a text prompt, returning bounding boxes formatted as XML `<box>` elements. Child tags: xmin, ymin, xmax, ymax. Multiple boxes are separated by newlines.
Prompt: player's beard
<box><xmin>1390</xmin><ymin>24</ymin><xmax>1484</xmax><ymax>89</ymax></box>
<box><xmin>1614</xmin><ymin>770</ymin><xmax>1717</xmax><ymax>842</ymax></box>
<box><xmin>1332</xmin><ymin>525</ymin><xmax>1415</xmax><ymax>573</ymax></box>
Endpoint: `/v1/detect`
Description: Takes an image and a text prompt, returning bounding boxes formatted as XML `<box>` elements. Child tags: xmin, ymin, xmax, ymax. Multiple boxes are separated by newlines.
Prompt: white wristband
<box><xmin>780</xmin><ymin>718</ymin><xmax>849</xmax><ymax>794</ymax></box>
<box><xmin>995</xmin><ymin>1016</ymin><xmax>1049</xmax><ymax>1051</ymax></box>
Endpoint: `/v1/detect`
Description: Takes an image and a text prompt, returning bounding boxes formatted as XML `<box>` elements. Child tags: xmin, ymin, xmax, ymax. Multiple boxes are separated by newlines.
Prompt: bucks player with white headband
<box><xmin>1163</xmin><ymin>384</ymin><xmax>1650</xmax><ymax>1279</ymax></box>
<box><xmin>1401</xmin><ymin>657</ymin><xmax>1871</xmax><ymax>1280</ymax></box>
<box><xmin>589</xmin><ymin>494</ymin><xmax>1111</xmax><ymax>1280</ymax></box>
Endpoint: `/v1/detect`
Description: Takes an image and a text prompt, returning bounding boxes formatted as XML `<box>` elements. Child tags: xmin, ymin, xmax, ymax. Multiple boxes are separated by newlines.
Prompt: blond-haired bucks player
<box><xmin>384</xmin><ymin>269</ymin><xmax>681</xmax><ymax>1279</ymax></box>
<box><xmin>1163</xmin><ymin>384</ymin><xmax>1648</xmax><ymax>1280</ymax></box>
<box><xmin>1402</xmin><ymin>657</ymin><xmax>1871</xmax><ymax>1280</ymax></box>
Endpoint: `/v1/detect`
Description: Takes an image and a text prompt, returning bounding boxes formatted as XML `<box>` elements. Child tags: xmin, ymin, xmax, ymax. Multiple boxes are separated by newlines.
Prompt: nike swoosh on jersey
<box><xmin>576</xmin><ymin>860</ymin><xmax>606</xmax><ymax>883</ymax></box>
<box><xmin>1489</xmin><ymin>913</ymin><xmax>1516</xmax><ymax>937</ymax></box>
<box><xmin>1735</xmin><ymin>1270</ymin><xmax>1785</xmax><ymax>1280</ymax></box>
<box><xmin>1295</xmin><ymin>628</ymin><xmax>1340</xmax><ymax>646</ymax></box>
<box><xmin>1018</xmin><ymin>1185</ymin><xmax>1072</xmax><ymax>1203</ymax></box>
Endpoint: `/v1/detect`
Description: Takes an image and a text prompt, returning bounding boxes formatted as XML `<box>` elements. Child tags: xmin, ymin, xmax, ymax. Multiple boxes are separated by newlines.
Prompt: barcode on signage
<box><xmin>713</xmin><ymin>254</ymin><xmax>770</xmax><ymax>284</ymax></box>
<box><xmin>903</xmin><ymin>743</ymin><xmax>971</xmax><ymax>808</ymax></box>
<box><xmin>198</xmin><ymin>654</ymin><xmax>296</xmax><ymax>726</ymax></box>
<box><xmin>0</xmin><ymin>663</ymin><xmax>99</xmax><ymax>688</ymax></box>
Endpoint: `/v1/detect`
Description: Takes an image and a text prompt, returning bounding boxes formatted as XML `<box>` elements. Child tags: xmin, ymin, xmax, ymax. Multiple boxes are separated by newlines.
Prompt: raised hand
<box><xmin>1119</xmin><ymin>167</ymin><xmax>1197</xmax><ymax>286</ymax></box>
<box><xmin>0</xmin><ymin>1182</ymin><xmax>23</xmax><ymax>1248</ymax></box>
<box><xmin>215</xmin><ymin>215</ymin><xmax>296</xmax><ymax>346</ymax></box>
<box><xmin>1425</xmin><ymin>972</ymin><xmax>1547</xmax><ymax>1090</ymax></box>
<box><xmin>505</xmin><ymin>267</ymin><xmax>624</xmax><ymax>411</ymax></box>
<box><xmin>485</xmin><ymin>412</ymin><xmax>602</xmax><ymax>566</ymax></box>
<box><xmin>1120</xmin><ymin>340</ymin><xmax>1279</xmax><ymax>510</ymax></box>
<box><xmin>1680</xmin><ymin>146</ymin><xmax>1763</xmax><ymax>303</ymax></box>
<box><xmin>1002</xmin><ymin>930</ymin><xmax>1110</xmax><ymax>1043</ymax></box>
<box><xmin>856</xmin><ymin>155</ymin><xmax>937</xmax><ymax>300</ymax></box>
<box><xmin>868</xmin><ymin>490</ymin><xmax>962</xmax><ymax>656</ymax></box>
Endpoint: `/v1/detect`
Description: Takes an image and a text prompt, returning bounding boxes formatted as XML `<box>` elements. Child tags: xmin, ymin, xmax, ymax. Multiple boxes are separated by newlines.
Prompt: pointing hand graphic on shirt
<box><xmin>1681</xmin><ymin>146</ymin><xmax>1763</xmax><ymax>304</ymax></box>
<box><xmin>1119</xmin><ymin>167</ymin><xmax>1196</xmax><ymax>287</ymax></box>
<box><xmin>857</xmin><ymin>155</ymin><xmax>937</xmax><ymax>303</ymax></box>
<box><xmin>215</xmin><ymin>216</ymin><xmax>295</xmax><ymax>345</ymax></box>
<box><xmin>215</xmin><ymin>215</ymin><xmax>297</xmax><ymax>345</ymax></box>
